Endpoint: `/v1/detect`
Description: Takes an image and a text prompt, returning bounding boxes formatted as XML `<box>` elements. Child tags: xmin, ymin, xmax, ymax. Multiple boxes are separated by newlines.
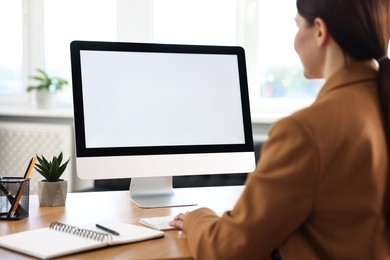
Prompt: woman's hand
<box><xmin>169</xmin><ymin>212</ymin><xmax>190</xmax><ymax>230</ymax></box>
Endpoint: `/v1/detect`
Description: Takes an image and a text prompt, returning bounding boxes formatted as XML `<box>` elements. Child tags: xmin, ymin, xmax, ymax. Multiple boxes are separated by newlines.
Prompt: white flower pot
<box><xmin>35</xmin><ymin>91</ymin><xmax>57</xmax><ymax>109</ymax></box>
<box><xmin>38</xmin><ymin>180</ymin><xmax>68</xmax><ymax>207</ymax></box>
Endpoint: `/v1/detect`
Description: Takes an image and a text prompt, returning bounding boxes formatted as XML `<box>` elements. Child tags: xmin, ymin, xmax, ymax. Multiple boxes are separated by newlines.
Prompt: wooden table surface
<box><xmin>0</xmin><ymin>186</ymin><xmax>244</xmax><ymax>260</ymax></box>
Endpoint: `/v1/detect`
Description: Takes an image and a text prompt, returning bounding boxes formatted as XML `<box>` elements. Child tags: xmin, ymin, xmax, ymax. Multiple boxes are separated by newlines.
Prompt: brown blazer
<box><xmin>183</xmin><ymin>61</ymin><xmax>390</xmax><ymax>259</ymax></box>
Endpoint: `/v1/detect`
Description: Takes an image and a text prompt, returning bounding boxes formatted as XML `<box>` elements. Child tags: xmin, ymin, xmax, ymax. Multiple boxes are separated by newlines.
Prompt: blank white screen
<box><xmin>80</xmin><ymin>50</ymin><xmax>245</xmax><ymax>148</ymax></box>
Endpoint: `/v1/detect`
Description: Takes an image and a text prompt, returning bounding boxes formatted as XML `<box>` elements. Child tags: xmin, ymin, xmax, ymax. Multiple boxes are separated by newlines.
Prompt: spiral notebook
<box><xmin>0</xmin><ymin>220</ymin><xmax>164</xmax><ymax>259</ymax></box>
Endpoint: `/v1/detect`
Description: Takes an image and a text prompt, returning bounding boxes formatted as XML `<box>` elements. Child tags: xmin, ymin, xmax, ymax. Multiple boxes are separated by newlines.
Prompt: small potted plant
<box><xmin>27</xmin><ymin>68</ymin><xmax>68</xmax><ymax>109</ymax></box>
<box><xmin>35</xmin><ymin>152</ymin><xmax>70</xmax><ymax>207</ymax></box>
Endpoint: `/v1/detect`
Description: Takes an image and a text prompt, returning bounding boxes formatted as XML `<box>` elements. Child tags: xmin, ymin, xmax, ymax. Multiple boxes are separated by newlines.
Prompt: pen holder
<box><xmin>0</xmin><ymin>177</ymin><xmax>30</xmax><ymax>220</ymax></box>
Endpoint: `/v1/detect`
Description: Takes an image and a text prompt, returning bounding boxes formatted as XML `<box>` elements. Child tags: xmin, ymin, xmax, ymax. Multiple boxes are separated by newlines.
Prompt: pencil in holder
<box><xmin>0</xmin><ymin>177</ymin><xmax>30</xmax><ymax>220</ymax></box>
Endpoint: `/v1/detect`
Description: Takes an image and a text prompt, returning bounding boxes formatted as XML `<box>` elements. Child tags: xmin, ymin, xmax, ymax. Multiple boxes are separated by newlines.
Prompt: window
<box><xmin>43</xmin><ymin>0</ymin><xmax>116</xmax><ymax>104</ymax></box>
<box><xmin>256</xmin><ymin>1</ymin><xmax>322</xmax><ymax>98</ymax></box>
<box><xmin>44</xmin><ymin>0</ymin><xmax>116</xmax><ymax>81</ymax></box>
<box><xmin>150</xmin><ymin>0</ymin><xmax>321</xmax><ymax>118</ymax></box>
<box><xmin>0</xmin><ymin>0</ymin><xmax>22</xmax><ymax>94</ymax></box>
<box><xmin>0</xmin><ymin>0</ymin><xmax>116</xmax><ymax>103</ymax></box>
<box><xmin>251</xmin><ymin>0</ymin><xmax>323</xmax><ymax>117</ymax></box>
<box><xmin>153</xmin><ymin>0</ymin><xmax>237</xmax><ymax>46</ymax></box>
<box><xmin>2</xmin><ymin>0</ymin><xmax>388</xmax><ymax>121</ymax></box>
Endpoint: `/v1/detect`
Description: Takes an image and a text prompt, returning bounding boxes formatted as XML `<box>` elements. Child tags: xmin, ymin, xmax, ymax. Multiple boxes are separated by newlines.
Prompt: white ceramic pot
<box><xmin>35</xmin><ymin>91</ymin><xmax>56</xmax><ymax>109</ymax></box>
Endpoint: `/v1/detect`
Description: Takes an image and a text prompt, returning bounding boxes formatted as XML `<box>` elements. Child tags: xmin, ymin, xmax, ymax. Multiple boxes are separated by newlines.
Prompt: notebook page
<box><xmin>0</xmin><ymin>227</ymin><xmax>105</xmax><ymax>259</ymax></box>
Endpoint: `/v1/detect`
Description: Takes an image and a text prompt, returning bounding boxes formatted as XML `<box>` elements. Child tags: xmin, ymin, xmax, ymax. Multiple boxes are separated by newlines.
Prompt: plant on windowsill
<box><xmin>27</xmin><ymin>68</ymin><xmax>68</xmax><ymax>109</ymax></box>
<box><xmin>35</xmin><ymin>152</ymin><xmax>70</xmax><ymax>207</ymax></box>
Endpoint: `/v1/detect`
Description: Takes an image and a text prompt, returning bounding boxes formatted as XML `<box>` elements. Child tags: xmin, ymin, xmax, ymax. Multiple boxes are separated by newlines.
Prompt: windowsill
<box><xmin>0</xmin><ymin>103</ymin><xmax>73</xmax><ymax>118</ymax></box>
<box><xmin>0</xmin><ymin>103</ymin><xmax>286</xmax><ymax>123</ymax></box>
<box><xmin>0</xmin><ymin>93</ymin><xmax>311</xmax><ymax>123</ymax></box>
<box><xmin>251</xmin><ymin>112</ymin><xmax>288</xmax><ymax>124</ymax></box>
<box><xmin>0</xmin><ymin>102</ymin><xmax>277</xmax><ymax>138</ymax></box>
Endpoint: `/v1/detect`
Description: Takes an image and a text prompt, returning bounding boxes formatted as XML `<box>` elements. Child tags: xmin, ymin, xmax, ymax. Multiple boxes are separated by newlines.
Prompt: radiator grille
<box><xmin>0</xmin><ymin>122</ymin><xmax>72</xmax><ymax>194</ymax></box>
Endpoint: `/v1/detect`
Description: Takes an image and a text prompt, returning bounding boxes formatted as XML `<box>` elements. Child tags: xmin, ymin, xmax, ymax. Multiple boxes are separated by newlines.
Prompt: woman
<box><xmin>170</xmin><ymin>0</ymin><xmax>390</xmax><ymax>259</ymax></box>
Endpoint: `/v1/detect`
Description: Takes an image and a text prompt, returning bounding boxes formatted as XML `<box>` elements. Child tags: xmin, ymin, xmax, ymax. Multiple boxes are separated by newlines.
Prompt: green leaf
<box><xmin>56</xmin><ymin>158</ymin><xmax>70</xmax><ymax>178</ymax></box>
<box><xmin>36</xmin><ymin>155</ymin><xmax>49</xmax><ymax>172</ymax></box>
<box><xmin>57</xmin><ymin>152</ymin><xmax>63</xmax><ymax>165</ymax></box>
<box><xmin>42</xmin><ymin>156</ymin><xmax>51</xmax><ymax>169</ymax></box>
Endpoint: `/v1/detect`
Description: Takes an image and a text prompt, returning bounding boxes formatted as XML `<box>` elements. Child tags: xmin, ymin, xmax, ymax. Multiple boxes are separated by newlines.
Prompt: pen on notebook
<box><xmin>95</xmin><ymin>224</ymin><xmax>120</xmax><ymax>236</ymax></box>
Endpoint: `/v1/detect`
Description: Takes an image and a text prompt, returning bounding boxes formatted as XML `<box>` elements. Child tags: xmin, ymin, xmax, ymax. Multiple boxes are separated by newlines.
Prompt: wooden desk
<box><xmin>0</xmin><ymin>186</ymin><xmax>243</xmax><ymax>259</ymax></box>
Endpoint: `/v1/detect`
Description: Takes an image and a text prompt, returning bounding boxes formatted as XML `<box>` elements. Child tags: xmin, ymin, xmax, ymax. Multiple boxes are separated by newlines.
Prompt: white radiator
<box><xmin>0</xmin><ymin>122</ymin><xmax>72</xmax><ymax>194</ymax></box>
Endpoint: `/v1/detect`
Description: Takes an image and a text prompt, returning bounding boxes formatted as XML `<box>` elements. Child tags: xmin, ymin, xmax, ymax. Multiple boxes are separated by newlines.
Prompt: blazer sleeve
<box><xmin>183</xmin><ymin>116</ymin><xmax>320</xmax><ymax>260</ymax></box>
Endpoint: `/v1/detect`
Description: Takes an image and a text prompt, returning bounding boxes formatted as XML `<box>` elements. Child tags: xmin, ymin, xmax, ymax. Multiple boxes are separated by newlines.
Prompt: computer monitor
<box><xmin>70</xmin><ymin>40</ymin><xmax>255</xmax><ymax>208</ymax></box>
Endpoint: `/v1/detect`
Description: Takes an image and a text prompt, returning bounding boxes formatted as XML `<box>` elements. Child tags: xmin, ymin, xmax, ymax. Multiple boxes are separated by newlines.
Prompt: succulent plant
<box><xmin>35</xmin><ymin>152</ymin><xmax>70</xmax><ymax>182</ymax></box>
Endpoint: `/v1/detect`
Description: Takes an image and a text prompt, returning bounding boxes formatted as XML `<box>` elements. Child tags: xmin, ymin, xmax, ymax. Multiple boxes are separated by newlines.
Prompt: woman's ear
<box><xmin>313</xmin><ymin>17</ymin><xmax>329</xmax><ymax>47</ymax></box>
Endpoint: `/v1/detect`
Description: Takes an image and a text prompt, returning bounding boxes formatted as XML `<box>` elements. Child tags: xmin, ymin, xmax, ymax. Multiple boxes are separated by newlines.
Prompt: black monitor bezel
<box><xmin>70</xmin><ymin>40</ymin><xmax>254</xmax><ymax>157</ymax></box>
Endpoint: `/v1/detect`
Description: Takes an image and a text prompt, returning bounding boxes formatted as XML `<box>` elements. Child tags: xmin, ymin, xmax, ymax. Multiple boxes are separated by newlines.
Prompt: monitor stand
<box><xmin>129</xmin><ymin>176</ymin><xmax>197</xmax><ymax>208</ymax></box>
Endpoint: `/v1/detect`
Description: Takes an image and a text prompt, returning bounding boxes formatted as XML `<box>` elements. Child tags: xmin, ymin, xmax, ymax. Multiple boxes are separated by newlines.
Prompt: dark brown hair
<box><xmin>296</xmin><ymin>0</ymin><xmax>390</xmax><ymax>217</ymax></box>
